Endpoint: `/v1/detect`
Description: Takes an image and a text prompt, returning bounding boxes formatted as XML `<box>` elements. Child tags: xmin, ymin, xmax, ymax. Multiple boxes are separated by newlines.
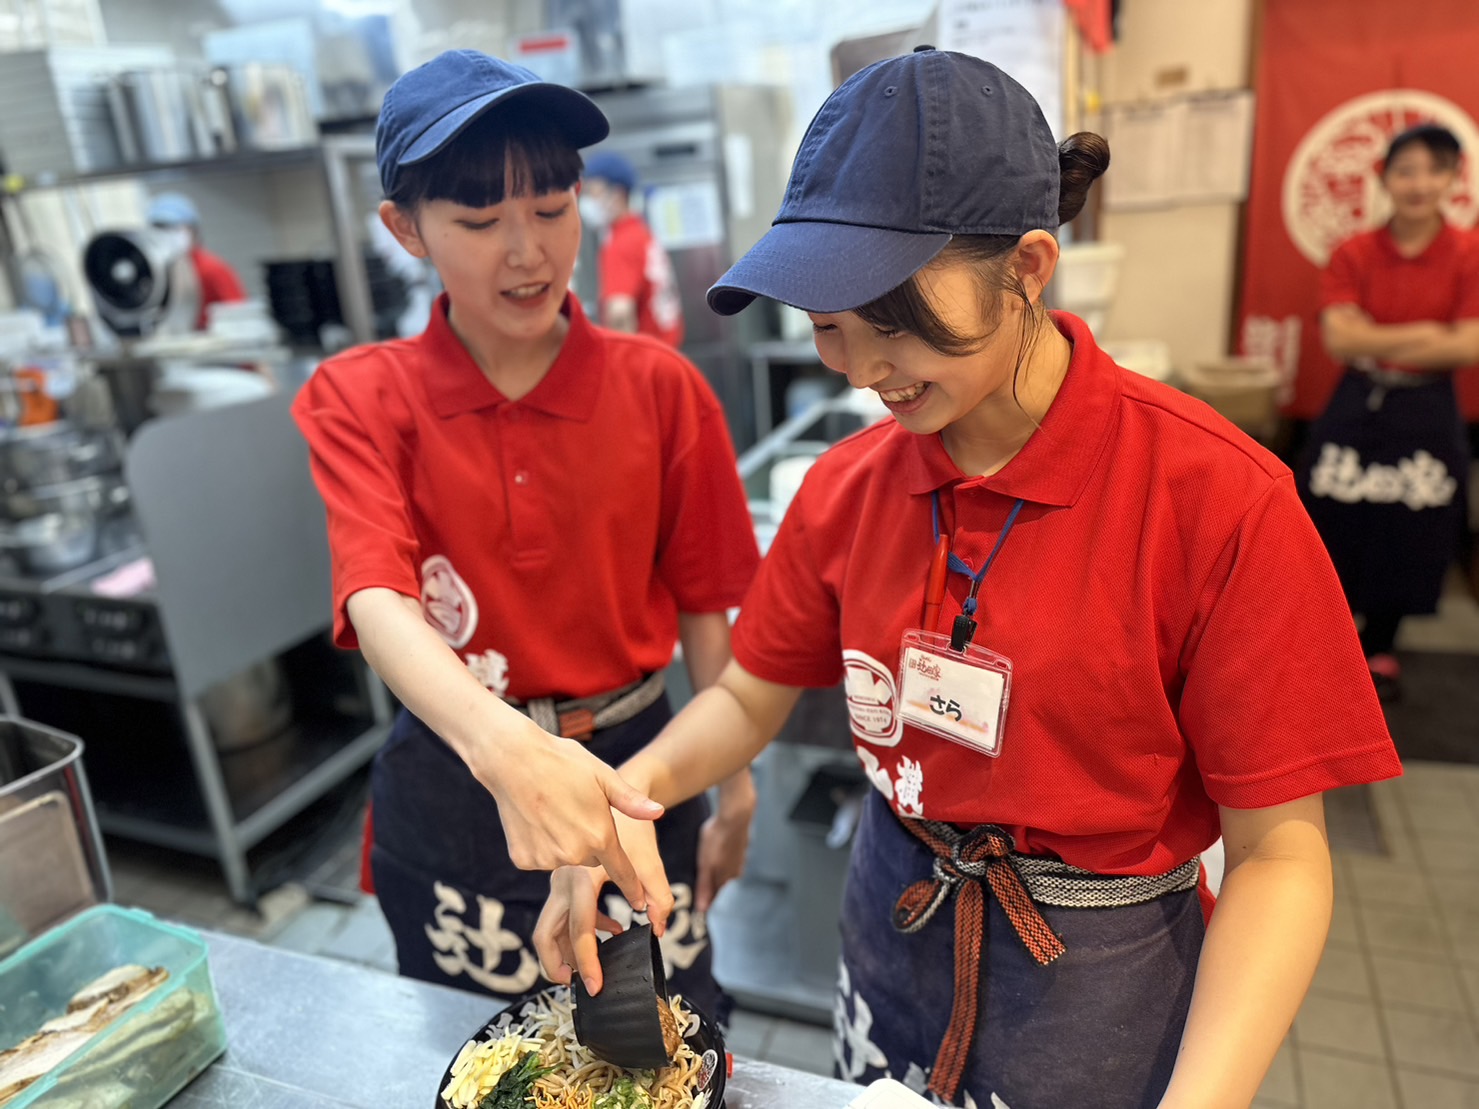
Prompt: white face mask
<box><xmin>155</xmin><ymin>226</ymin><xmax>192</xmax><ymax>259</ymax></box>
<box><xmin>578</xmin><ymin>194</ymin><xmax>613</xmax><ymax>230</ymax></box>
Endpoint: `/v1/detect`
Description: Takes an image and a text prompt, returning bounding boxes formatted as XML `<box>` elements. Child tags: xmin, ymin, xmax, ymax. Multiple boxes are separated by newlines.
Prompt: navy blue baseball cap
<box><xmin>708</xmin><ymin>48</ymin><xmax>1060</xmax><ymax>316</ymax></box>
<box><xmin>376</xmin><ymin>50</ymin><xmax>609</xmax><ymax>198</ymax></box>
<box><xmin>584</xmin><ymin>151</ymin><xmax>639</xmax><ymax>192</ymax></box>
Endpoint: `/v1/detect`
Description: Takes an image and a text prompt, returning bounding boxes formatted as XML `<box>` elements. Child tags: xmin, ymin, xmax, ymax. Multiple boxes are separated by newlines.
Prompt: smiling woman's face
<box><xmin>808</xmin><ymin>262</ymin><xmax>1030</xmax><ymax>434</ymax></box>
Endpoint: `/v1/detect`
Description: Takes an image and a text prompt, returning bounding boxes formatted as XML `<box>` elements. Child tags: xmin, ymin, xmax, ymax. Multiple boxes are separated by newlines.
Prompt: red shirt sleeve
<box><xmin>290</xmin><ymin>357</ymin><xmax>423</xmax><ymax>648</ymax></box>
<box><xmin>599</xmin><ymin>220</ymin><xmax>647</xmax><ymax>303</ymax></box>
<box><xmin>1318</xmin><ymin>239</ymin><xmax>1363</xmax><ymax>311</ymax></box>
<box><xmin>1178</xmin><ymin>474</ymin><xmax>1401</xmax><ymax>808</ymax></box>
<box><xmin>730</xmin><ymin>472</ymin><xmax>845</xmax><ymax>688</ymax></box>
<box><xmin>653</xmin><ymin>365</ymin><xmax>760</xmax><ymax>612</ymax></box>
<box><xmin>1454</xmin><ymin>235</ymin><xmax>1479</xmax><ymax>321</ymax></box>
<box><xmin>192</xmin><ymin>247</ymin><xmax>247</xmax><ymax>304</ymax></box>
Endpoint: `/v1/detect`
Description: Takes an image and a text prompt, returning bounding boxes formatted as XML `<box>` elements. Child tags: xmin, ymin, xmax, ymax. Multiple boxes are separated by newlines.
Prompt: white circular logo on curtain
<box><xmin>1282</xmin><ymin>89</ymin><xmax>1479</xmax><ymax>267</ymax></box>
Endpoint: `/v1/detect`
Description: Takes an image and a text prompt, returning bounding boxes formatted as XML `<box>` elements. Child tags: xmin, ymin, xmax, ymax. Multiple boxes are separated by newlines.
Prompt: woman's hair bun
<box><xmin>1057</xmin><ymin>132</ymin><xmax>1111</xmax><ymax>225</ymax></box>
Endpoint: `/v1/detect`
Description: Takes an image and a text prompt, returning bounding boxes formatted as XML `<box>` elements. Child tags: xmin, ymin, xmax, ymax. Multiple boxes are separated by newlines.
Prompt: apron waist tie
<box><xmin>506</xmin><ymin>671</ymin><xmax>665</xmax><ymax>740</ymax></box>
<box><xmin>890</xmin><ymin>815</ymin><xmax>1200</xmax><ymax>1102</ymax></box>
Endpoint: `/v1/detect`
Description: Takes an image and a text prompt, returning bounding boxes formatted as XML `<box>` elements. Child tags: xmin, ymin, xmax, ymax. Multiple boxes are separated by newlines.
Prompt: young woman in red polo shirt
<box><xmin>291</xmin><ymin>51</ymin><xmax>760</xmax><ymax>1014</ymax></box>
<box><xmin>533</xmin><ymin>49</ymin><xmax>1401</xmax><ymax>1107</ymax></box>
<box><xmin>1297</xmin><ymin>123</ymin><xmax>1479</xmax><ymax>702</ymax></box>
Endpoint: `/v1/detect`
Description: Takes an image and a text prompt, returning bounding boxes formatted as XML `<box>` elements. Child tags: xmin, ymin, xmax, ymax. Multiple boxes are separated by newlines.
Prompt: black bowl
<box><xmin>572</xmin><ymin>923</ymin><xmax>670</xmax><ymax>1068</ymax></box>
<box><xmin>434</xmin><ymin>982</ymin><xmax>727</xmax><ymax>1108</ymax></box>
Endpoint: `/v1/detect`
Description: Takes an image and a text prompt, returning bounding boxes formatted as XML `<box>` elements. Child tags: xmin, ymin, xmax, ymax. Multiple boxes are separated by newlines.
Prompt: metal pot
<box><xmin>1</xmin><ymin>475</ymin><xmax>130</xmax><ymax>524</ymax></box>
<box><xmin>0</xmin><ymin>514</ymin><xmax>99</xmax><ymax>575</ymax></box>
<box><xmin>0</xmin><ymin>422</ymin><xmax>123</xmax><ymax>490</ymax></box>
<box><xmin>193</xmin><ymin>68</ymin><xmax>238</xmax><ymax>156</ymax></box>
<box><xmin>199</xmin><ymin>660</ymin><xmax>292</xmax><ymax>752</ymax></box>
<box><xmin>112</xmin><ymin>68</ymin><xmax>197</xmax><ymax>164</ymax></box>
<box><xmin>226</xmin><ymin>63</ymin><xmax>317</xmax><ymax>151</ymax></box>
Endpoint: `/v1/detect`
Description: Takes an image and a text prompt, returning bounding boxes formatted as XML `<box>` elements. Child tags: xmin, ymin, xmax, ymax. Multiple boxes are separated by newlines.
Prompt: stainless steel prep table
<box><xmin>174</xmin><ymin>931</ymin><xmax>858</xmax><ymax>1108</ymax></box>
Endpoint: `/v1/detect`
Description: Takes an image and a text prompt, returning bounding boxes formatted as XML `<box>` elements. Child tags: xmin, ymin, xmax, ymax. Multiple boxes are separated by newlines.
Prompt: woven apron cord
<box><xmin>891</xmin><ymin>819</ymin><xmax>1066</xmax><ymax>1102</ymax></box>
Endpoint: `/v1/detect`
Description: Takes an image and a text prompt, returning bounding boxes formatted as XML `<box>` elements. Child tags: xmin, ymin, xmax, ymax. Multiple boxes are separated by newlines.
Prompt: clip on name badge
<box><xmin>897</xmin><ymin>629</ymin><xmax>1012</xmax><ymax>757</ymax></box>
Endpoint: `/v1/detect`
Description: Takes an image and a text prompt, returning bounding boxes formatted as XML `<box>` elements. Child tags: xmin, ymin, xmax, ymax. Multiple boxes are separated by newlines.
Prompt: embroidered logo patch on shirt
<box><xmin>421</xmin><ymin>554</ymin><xmax>479</xmax><ymax>648</ymax></box>
<box><xmin>843</xmin><ymin>649</ymin><xmax>902</xmax><ymax>746</ymax></box>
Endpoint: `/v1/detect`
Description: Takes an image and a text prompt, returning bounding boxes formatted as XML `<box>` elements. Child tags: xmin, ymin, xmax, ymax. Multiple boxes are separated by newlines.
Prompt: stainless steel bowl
<box><xmin>1</xmin><ymin>475</ymin><xmax>130</xmax><ymax>523</ymax></box>
<box><xmin>0</xmin><ymin>514</ymin><xmax>99</xmax><ymax>575</ymax></box>
<box><xmin>0</xmin><ymin>422</ymin><xmax>123</xmax><ymax>490</ymax></box>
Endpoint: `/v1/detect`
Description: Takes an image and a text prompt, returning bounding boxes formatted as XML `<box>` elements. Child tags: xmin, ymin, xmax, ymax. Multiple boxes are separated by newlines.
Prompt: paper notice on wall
<box><xmin>1103</xmin><ymin>91</ymin><xmax>1255</xmax><ymax>209</ymax></box>
<box><xmin>1179</xmin><ymin>92</ymin><xmax>1255</xmax><ymax>203</ymax></box>
<box><xmin>645</xmin><ymin>180</ymin><xmax>725</xmax><ymax>250</ymax></box>
<box><xmin>723</xmin><ymin>133</ymin><xmax>756</xmax><ymax>221</ymax></box>
<box><xmin>937</xmin><ymin>0</ymin><xmax>1065</xmax><ymax>138</ymax></box>
<box><xmin>1102</xmin><ymin>100</ymin><xmax>1184</xmax><ymax>209</ymax></box>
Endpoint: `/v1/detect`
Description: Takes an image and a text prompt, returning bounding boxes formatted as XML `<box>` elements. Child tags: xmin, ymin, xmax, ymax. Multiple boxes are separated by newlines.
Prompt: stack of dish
<box><xmin>0</xmin><ymin>421</ymin><xmax>130</xmax><ymax>577</ymax></box>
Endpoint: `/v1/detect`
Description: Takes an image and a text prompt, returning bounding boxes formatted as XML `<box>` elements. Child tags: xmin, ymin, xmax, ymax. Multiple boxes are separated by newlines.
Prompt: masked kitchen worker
<box><xmin>145</xmin><ymin>192</ymin><xmax>247</xmax><ymax>331</ymax></box>
<box><xmin>534</xmin><ymin>47</ymin><xmax>1401</xmax><ymax>1107</ymax></box>
<box><xmin>579</xmin><ymin>150</ymin><xmax>685</xmax><ymax>348</ymax></box>
<box><xmin>290</xmin><ymin>50</ymin><xmax>759</xmax><ymax>1019</ymax></box>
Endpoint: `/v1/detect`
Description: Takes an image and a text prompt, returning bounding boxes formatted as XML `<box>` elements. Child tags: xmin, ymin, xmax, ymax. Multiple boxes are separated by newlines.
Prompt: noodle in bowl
<box><xmin>435</xmin><ymin>985</ymin><xmax>726</xmax><ymax>1109</ymax></box>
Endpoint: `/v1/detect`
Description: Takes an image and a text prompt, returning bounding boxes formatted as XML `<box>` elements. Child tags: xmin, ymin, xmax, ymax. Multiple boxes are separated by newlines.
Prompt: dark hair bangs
<box><xmin>389</xmin><ymin>112</ymin><xmax>584</xmax><ymax>209</ymax></box>
<box><xmin>1385</xmin><ymin>124</ymin><xmax>1462</xmax><ymax>172</ymax></box>
<box><xmin>854</xmin><ymin>235</ymin><xmax>1020</xmax><ymax>356</ymax></box>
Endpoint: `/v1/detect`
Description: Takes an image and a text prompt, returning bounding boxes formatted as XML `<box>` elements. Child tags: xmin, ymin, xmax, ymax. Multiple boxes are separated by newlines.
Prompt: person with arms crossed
<box><xmin>1298</xmin><ymin>123</ymin><xmax>1479</xmax><ymax>702</ymax></box>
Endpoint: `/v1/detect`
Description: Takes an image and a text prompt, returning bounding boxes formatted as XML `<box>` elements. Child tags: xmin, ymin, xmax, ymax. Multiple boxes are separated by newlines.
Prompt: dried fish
<box><xmin>0</xmin><ymin>964</ymin><xmax>169</xmax><ymax>1107</ymax></box>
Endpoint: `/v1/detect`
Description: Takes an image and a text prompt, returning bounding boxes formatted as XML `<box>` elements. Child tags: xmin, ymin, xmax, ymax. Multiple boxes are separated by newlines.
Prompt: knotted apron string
<box><xmin>891</xmin><ymin>819</ymin><xmax>1066</xmax><ymax>1102</ymax></box>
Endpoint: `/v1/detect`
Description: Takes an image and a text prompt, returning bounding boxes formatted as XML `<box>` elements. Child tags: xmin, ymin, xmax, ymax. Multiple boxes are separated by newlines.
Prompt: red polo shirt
<box><xmin>1320</xmin><ymin>222</ymin><xmax>1479</xmax><ymax>373</ymax></box>
<box><xmin>190</xmin><ymin>246</ymin><xmax>246</xmax><ymax>331</ymax></box>
<box><xmin>599</xmin><ymin>214</ymin><xmax>684</xmax><ymax>348</ymax></box>
<box><xmin>732</xmin><ymin>312</ymin><xmax>1401</xmax><ymax>877</ymax></box>
<box><xmin>293</xmin><ymin>293</ymin><xmax>758</xmax><ymax>700</ymax></box>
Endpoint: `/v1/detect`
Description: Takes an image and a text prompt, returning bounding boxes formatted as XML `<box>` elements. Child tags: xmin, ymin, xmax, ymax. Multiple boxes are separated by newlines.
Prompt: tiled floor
<box><xmin>103</xmin><ymin>579</ymin><xmax>1479</xmax><ymax>1104</ymax></box>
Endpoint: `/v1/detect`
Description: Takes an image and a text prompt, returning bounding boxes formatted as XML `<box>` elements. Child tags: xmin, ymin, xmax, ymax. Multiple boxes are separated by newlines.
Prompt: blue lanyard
<box><xmin>931</xmin><ymin>490</ymin><xmax>1025</xmax><ymax>649</ymax></box>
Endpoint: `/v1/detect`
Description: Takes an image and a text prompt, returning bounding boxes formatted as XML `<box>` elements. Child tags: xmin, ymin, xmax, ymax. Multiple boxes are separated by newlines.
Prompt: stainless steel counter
<box><xmin>174</xmin><ymin>932</ymin><xmax>859</xmax><ymax>1108</ymax></box>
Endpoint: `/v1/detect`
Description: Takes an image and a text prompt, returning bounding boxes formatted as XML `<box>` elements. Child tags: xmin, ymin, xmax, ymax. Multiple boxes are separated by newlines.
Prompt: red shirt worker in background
<box><xmin>146</xmin><ymin>192</ymin><xmax>246</xmax><ymax>331</ymax></box>
<box><xmin>580</xmin><ymin>151</ymin><xmax>685</xmax><ymax>348</ymax></box>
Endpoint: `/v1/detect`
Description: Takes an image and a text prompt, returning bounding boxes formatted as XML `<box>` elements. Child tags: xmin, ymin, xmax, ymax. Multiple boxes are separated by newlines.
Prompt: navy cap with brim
<box><xmin>400</xmin><ymin>83</ymin><xmax>609</xmax><ymax>170</ymax></box>
<box><xmin>707</xmin><ymin>221</ymin><xmax>952</xmax><ymax>316</ymax></box>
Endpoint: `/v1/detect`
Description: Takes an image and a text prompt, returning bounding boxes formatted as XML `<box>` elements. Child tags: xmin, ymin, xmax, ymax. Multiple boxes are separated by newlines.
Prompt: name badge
<box><xmin>897</xmin><ymin>629</ymin><xmax>1012</xmax><ymax>757</ymax></box>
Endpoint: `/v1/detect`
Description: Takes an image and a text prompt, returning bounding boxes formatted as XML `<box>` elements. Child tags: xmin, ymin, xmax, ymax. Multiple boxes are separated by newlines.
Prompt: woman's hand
<box><xmin>696</xmin><ymin>769</ymin><xmax>757</xmax><ymax>912</ymax></box>
<box><xmin>345</xmin><ymin>588</ymin><xmax>667</xmax><ymax>909</ymax></box>
<box><xmin>534</xmin><ymin>812</ymin><xmax>670</xmax><ymax>994</ymax></box>
<box><xmin>480</xmin><ymin>726</ymin><xmax>669</xmax><ymax>913</ymax></box>
<box><xmin>534</xmin><ymin>865</ymin><xmax>621</xmax><ymax>994</ymax></box>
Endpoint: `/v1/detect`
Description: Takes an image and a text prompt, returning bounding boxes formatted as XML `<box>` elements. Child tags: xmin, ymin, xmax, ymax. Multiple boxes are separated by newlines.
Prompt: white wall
<box><xmin>1093</xmin><ymin>0</ymin><xmax>1253</xmax><ymax>372</ymax></box>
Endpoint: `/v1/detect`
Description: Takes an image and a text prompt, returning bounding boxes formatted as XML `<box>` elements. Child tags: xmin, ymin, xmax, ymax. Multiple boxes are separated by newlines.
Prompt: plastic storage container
<box><xmin>1179</xmin><ymin>356</ymin><xmax>1282</xmax><ymax>440</ymax></box>
<box><xmin>1051</xmin><ymin>241</ymin><xmax>1126</xmax><ymax>334</ymax></box>
<box><xmin>0</xmin><ymin>718</ymin><xmax>111</xmax><ymax>959</ymax></box>
<box><xmin>0</xmin><ymin>905</ymin><xmax>226</xmax><ymax>1108</ymax></box>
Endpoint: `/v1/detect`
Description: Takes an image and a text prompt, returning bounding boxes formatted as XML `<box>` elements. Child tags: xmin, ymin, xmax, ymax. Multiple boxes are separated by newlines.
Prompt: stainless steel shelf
<box><xmin>2</xmin><ymin>145</ymin><xmax>324</xmax><ymax>193</ymax></box>
<box><xmin>94</xmin><ymin>715</ymin><xmax>389</xmax><ymax>853</ymax></box>
<box><xmin>0</xmin><ymin>653</ymin><xmax>175</xmax><ymax>700</ymax></box>
<box><xmin>0</xmin><ymin>391</ymin><xmax>392</xmax><ymax>906</ymax></box>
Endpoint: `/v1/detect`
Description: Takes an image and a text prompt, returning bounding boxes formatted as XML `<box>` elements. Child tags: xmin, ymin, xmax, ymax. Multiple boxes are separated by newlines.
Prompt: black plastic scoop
<box><xmin>571</xmin><ymin>923</ymin><xmax>673</xmax><ymax>1069</ymax></box>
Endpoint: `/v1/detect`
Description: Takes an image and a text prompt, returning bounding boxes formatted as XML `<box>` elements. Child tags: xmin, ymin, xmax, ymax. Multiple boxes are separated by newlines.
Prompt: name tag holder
<box><xmin>898</xmin><ymin>629</ymin><xmax>1012</xmax><ymax>757</ymax></box>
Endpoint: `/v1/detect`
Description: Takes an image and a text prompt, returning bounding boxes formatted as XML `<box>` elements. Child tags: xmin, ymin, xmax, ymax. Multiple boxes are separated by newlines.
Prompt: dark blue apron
<box><xmin>834</xmin><ymin>791</ymin><xmax>1204</xmax><ymax>1107</ymax></box>
<box><xmin>1297</xmin><ymin>369</ymin><xmax>1468</xmax><ymax>617</ymax></box>
<box><xmin>369</xmin><ymin>696</ymin><xmax>720</xmax><ymax>1019</ymax></box>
